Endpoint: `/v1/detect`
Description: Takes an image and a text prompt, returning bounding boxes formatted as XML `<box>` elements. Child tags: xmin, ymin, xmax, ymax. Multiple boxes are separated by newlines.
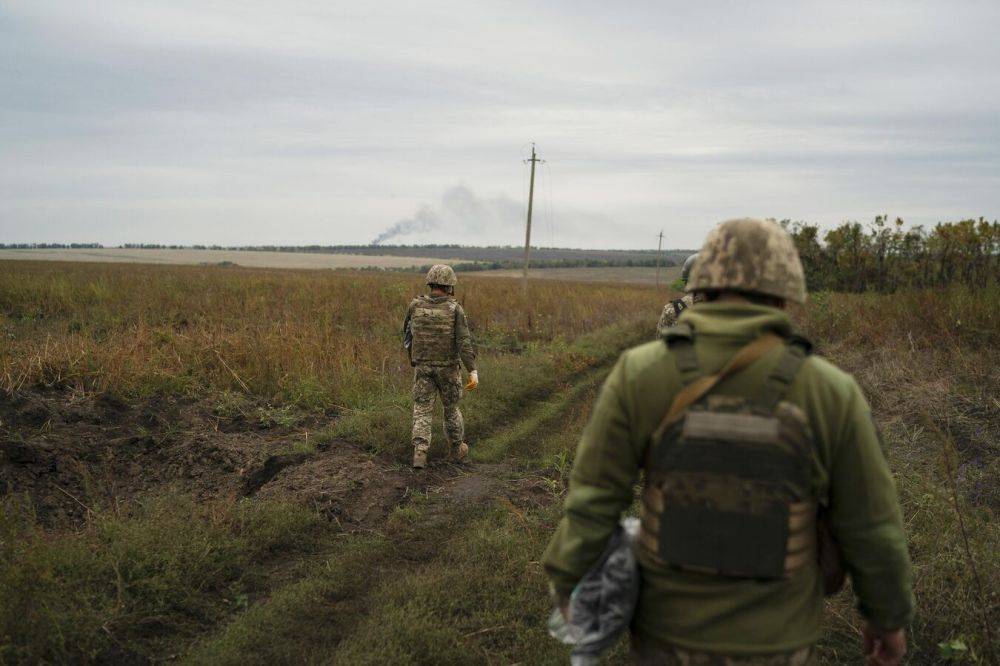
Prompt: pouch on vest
<box><xmin>640</xmin><ymin>326</ymin><xmax>818</xmax><ymax>581</ymax></box>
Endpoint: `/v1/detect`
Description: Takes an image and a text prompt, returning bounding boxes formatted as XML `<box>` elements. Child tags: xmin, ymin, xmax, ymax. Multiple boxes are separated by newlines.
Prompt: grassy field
<box><xmin>1</xmin><ymin>261</ymin><xmax>997</xmax><ymax>664</ymax></box>
<box><xmin>0</xmin><ymin>248</ymin><xmax>461</xmax><ymax>270</ymax></box>
<box><xmin>481</xmin><ymin>265</ymin><xmax>683</xmax><ymax>286</ymax></box>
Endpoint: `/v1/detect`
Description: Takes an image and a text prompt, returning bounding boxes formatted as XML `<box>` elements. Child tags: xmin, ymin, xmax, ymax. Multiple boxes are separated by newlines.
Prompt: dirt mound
<box><xmin>250</xmin><ymin>447</ymin><xmax>427</xmax><ymax>527</ymax></box>
<box><xmin>0</xmin><ymin>388</ymin><xmax>416</xmax><ymax>528</ymax></box>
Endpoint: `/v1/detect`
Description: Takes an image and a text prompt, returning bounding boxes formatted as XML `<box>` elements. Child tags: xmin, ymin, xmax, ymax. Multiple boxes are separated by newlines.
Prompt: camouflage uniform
<box><xmin>404</xmin><ymin>266</ymin><xmax>476</xmax><ymax>465</ymax></box>
<box><xmin>411</xmin><ymin>364</ymin><xmax>464</xmax><ymax>456</ymax></box>
<box><xmin>657</xmin><ymin>254</ymin><xmax>704</xmax><ymax>337</ymax></box>
<box><xmin>657</xmin><ymin>293</ymin><xmax>705</xmax><ymax>337</ymax></box>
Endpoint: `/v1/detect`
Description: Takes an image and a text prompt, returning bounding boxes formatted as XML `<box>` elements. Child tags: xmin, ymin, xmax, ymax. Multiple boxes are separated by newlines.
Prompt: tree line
<box><xmin>783</xmin><ymin>217</ymin><xmax>998</xmax><ymax>292</ymax></box>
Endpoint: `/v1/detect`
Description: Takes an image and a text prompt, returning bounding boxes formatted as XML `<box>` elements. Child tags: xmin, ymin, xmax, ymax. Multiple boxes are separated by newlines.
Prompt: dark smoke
<box><xmin>371</xmin><ymin>185</ymin><xmax>523</xmax><ymax>245</ymax></box>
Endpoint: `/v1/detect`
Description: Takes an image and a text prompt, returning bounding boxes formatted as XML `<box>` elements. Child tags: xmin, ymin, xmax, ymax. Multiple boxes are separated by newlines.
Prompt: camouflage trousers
<box><xmin>632</xmin><ymin>637</ymin><xmax>815</xmax><ymax>666</ymax></box>
<box><xmin>411</xmin><ymin>364</ymin><xmax>464</xmax><ymax>454</ymax></box>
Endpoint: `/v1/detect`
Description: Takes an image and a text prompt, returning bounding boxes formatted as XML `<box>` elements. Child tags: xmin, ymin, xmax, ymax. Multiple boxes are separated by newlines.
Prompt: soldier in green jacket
<box><xmin>403</xmin><ymin>265</ymin><xmax>478</xmax><ymax>469</ymax></box>
<box><xmin>544</xmin><ymin>219</ymin><xmax>913</xmax><ymax>665</ymax></box>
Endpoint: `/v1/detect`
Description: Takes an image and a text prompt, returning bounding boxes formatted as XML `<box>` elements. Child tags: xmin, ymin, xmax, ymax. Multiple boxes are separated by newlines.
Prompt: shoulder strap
<box><xmin>651</xmin><ymin>333</ymin><xmax>784</xmax><ymax>443</ymax></box>
<box><xmin>755</xmin><ymin>336</ymin><xmax>811</xmax><ymax>410</ymax></box>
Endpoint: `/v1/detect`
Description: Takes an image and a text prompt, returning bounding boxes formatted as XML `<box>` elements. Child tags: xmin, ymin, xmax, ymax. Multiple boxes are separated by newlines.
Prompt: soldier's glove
<box><xmin>465</xmin><ymin>370</ymin><xmax>479</xmax><ymax>391</ymax></box>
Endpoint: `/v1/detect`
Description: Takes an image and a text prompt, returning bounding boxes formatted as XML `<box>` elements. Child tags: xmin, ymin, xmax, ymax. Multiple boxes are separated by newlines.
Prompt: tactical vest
<box><xmin>409</xmin><ymin>297</ymin><xmax>459</xmax><ymax>366</ymax></box>
<box><xmin>639</xmin><ymin>325</ymin><xmax>818</xmax><ymax>580</ymax></box>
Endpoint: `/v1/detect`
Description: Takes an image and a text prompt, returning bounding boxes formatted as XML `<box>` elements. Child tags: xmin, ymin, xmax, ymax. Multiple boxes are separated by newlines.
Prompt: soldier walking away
<box><xmin>403</xmin><ymin>265</ymin><xmax>478</xmax><ymax>469</ymax></box>
<box><xmin>544</xmin><ymin>219</ymin><xmax>913</xmax><ymax>665</ymax></box>
<box><xmin>656</xmin><ymin>253</ymin><xmax>704</xmax><ymax>337</ymax></box>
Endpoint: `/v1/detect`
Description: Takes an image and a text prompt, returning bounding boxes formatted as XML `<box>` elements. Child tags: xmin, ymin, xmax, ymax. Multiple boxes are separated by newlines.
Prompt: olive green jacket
<box><xmin>543</xmin><ymin>303</ymin><xmax>913</xmax><ymax>654</ymax></box>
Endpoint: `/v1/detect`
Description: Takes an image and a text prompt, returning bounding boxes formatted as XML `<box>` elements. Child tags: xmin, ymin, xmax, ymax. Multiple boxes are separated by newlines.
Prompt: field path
<box><xmin>180</xmin><ymin>345</ymin><xmax>614</xmax><ymax>665</ymax></box>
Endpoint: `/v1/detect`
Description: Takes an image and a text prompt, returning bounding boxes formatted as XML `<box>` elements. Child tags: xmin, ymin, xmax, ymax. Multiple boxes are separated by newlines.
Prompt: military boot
<box><xmin>452</xmin><ymin>441</ymin><xmax>469</xmax><ymax>462</ymax></box>
<box><xmin>413</xmin><ymin>449</ymin><xmax>427</xmax><ymax>469</ymax></box>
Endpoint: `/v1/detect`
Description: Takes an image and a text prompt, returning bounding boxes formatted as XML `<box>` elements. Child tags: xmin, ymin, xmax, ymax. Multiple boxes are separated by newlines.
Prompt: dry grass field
<box><xmin>1</xmin><ymin>260</ymin><xmax>996</xmax><ymax>664</ymax></box>
<box><xmin>481</xmin><ymin>265</ymin><xmax>683</xmax><ymax>285</ymax></box>
<box><xmin>0</xmin><ymin>248</ymin><xmax>461</xmax><ymax>270</ymax></box>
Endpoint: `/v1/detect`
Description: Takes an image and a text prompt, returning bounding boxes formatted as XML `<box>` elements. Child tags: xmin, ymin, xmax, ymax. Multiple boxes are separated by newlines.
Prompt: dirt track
<box><xmin>0</xmin><ymin>384</ymin><xmax>558</xmax><ymax>533</ymax></box>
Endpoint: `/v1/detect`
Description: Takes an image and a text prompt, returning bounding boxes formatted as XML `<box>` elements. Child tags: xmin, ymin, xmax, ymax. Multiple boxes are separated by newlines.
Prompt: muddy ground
<box><xmin>0</xmin><ymin>387</ymin><xmax>553</xmax><ymax>533</ymax></box>
<box><xmin>1</xmin><ymin>388</ymin><xmax>411</xmax><ymax>528</ymax></box>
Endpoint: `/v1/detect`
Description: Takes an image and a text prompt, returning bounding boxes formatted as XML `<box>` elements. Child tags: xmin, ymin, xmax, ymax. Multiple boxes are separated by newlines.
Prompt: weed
<box><xmin>212</xmin><ymin>390</ymin><xmax>250</xmax><ymax>419</ymax></box>
<box><xmin>254</xmin><ymin>405</ymin><xmax>302</xmax><ymax>429</ymax></box>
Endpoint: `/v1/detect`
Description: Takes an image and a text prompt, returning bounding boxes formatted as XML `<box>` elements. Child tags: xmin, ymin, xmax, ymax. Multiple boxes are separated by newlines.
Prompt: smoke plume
<box><xmin>371</xmin><ymin>185</ymin><xmax>523</xmax><ymax>245</ymax></box>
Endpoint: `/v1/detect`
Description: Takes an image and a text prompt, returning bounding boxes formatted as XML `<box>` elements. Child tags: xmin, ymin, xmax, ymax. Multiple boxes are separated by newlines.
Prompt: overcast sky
<box><xmin>2</xmin><ymin>1</ymin><xmax>998</xmax><ymax>249</ymax></box>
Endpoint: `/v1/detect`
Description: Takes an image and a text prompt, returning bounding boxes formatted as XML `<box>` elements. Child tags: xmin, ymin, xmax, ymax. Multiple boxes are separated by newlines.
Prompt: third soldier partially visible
<box><xmin>656</xmin><ymin>253</ymin><xmax>704</xmax><ymax>337</ymax></box>
<box><xmin>403</xmin><ymin>265</ymin><xmax>478</xmax><ymax>469</ymax></box>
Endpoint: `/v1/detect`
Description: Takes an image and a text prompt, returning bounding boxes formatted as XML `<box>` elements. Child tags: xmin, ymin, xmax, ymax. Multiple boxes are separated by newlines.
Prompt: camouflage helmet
<box><xmin>680</xmin><ymin>253</ymin><xmax>699</xmax><ymax>283</ymax></box>
<box><xmin>686</xmin><ymin>218</ymin><xmax>806</xmax><ymax>304</ymax></box>
<box><xmin>425</xmin><ymin>264</ymin><xmax>457</xmax><ymax>287</ymax></box>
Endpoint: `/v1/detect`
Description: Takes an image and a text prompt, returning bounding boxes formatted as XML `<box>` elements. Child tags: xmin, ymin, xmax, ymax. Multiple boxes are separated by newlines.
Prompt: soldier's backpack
<box><xmin>640</xmin><ymin>324</ymin><xmax>844</xmax><ymax>594</ymax></box>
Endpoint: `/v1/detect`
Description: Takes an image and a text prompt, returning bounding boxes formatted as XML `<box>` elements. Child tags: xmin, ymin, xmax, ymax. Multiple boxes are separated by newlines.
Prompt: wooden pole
<box><xmin>523</xmin><ymin>143</ymin><xmax>541</xmax><ymax>296</ymax></box>
<box><xmin>655</xmin><ymin>230</ymin><xmax>664</xmax><ymax>289</ymax></box>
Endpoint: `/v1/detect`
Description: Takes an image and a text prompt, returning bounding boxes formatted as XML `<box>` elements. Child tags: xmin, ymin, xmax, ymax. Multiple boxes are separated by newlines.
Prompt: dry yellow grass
<box><xmin>480</xmin><ymin>265</ymin><xmax>683</xmax><ymax>286</ymax></box>
<box><xmin>0</xmin><ymin>260</ymin><xmax>668</xmax><ymax>405</ymax></box>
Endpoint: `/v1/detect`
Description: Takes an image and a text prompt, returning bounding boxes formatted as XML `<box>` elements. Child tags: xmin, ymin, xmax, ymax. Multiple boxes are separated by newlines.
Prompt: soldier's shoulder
<box><xmin>798</xmin><ymin>352</ymin><xmax>864</xmax><ymax>399</ymax></box>
<box><xmin>621</xmin><ymin>338</ymin><xmax>670</xmax><ymax>373</ymax></box>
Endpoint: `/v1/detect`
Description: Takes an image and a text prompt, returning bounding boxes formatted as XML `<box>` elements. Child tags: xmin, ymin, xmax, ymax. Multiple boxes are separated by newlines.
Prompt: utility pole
<box><xmin>522</xmin><ymin>143</ymin><xmax>542</xmax><ymax>296</ymax></box>
<box><xmin>655</xmin><ymin>230</ymin><xmax>664</xmax><ymax>289</ymax></box>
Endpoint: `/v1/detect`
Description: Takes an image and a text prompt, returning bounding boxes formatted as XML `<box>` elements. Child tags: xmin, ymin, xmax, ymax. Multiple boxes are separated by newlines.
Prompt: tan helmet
<box><xmin>425</xmin><ymin>264</ymin><xmax>457</xmax><ymax>287</ymax></box>
<box><xmin>686</xmin><ymin>218</ymin><xmax>806</xmax><ymax>304</ymax></box>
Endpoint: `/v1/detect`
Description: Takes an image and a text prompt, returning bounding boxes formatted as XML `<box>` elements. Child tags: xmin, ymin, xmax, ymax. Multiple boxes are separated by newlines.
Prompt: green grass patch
<box><xmin>0</xmin><ymin>494</ymin><xmax>325</xmax><ymax>664</ymax></box>
<box><xmin>328</xmin><ymin>319</ymin><xmax>648</xmax><ymax>461</ymax></box>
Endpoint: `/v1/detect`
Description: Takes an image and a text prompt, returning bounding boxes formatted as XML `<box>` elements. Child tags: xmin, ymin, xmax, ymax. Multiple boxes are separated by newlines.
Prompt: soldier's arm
<box><xmin>656</xmin><ymin>304</ymin><xmax>673</xmax><ymax>337</ymax></box>
<box><xmin>826</xmin><ymin>383</ymin><xmax>914</xmax><ymax>630</ymax></box>
<box><xmin>402</xmin><ymin>301</ymin><xmax>416</xmax><ymax>364</ymax></box>
<box><xmin>454</xmin><ymin>304</ymin><xmax>477</xmax><ymax>372</ymax></box>
<box><xmin>402</xmin><ymin>300</ymin><xmax>415</xmax><ymax>342</ymax></box>
<box><xmin>542</xmin><ymin>355</ymin><xmax>640</xmax><ymax>598</ymax></box>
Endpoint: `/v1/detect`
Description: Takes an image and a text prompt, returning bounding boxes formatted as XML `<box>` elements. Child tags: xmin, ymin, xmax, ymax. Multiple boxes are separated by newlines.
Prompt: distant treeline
<box><xmin>0</xmin><ymin>242</ymin><xmax>691</xmax><ymax>267</ymax></box>
<box><xmin>0</xmin><ymin>243</ymin><xmax>103</xmax><ymax>249</ymax></box>
<box><xmin>784</xmin><ymin>216</ymin><xmax>999</xmax><ymax>292</ymax></box>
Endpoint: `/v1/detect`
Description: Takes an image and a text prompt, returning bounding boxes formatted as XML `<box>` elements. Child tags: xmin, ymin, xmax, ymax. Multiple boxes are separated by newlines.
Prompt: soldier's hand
<box><xmin>465</xmin><ymin>370</ymin><xmax>479</xmax><ymax>391</ymax></box>
<box><xmin>862</xmin><ymin>623</ymin><xmax>906</xmax><ymax>666</ymax></box>
<box><xmin>560</xmin><ymin>598</ymin><xmax>570</xmax><ymax>622</ymax></box>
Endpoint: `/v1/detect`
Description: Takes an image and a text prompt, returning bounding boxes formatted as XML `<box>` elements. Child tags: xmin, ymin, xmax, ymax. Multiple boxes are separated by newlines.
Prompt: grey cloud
<box><xmin>1</xmin><ymin>1</ymin><xmax>998</xmax><ymax>249</ymax></box>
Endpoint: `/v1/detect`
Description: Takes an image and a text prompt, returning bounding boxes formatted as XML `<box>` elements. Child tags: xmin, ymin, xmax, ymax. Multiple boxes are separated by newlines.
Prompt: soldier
<box><xmin>544</xmin><ymin>219</ymin><xmax>913</xmax><ymax>665</ymax></box>
<box><xmin>403</xmin><ymin>265</ymin><xmax>478</xmax><ymax>469</ymax></box>
<box><xmin>656</xmin><ymin>253</ymin><xmax>703</xmax><ymax>337</ymax></box>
